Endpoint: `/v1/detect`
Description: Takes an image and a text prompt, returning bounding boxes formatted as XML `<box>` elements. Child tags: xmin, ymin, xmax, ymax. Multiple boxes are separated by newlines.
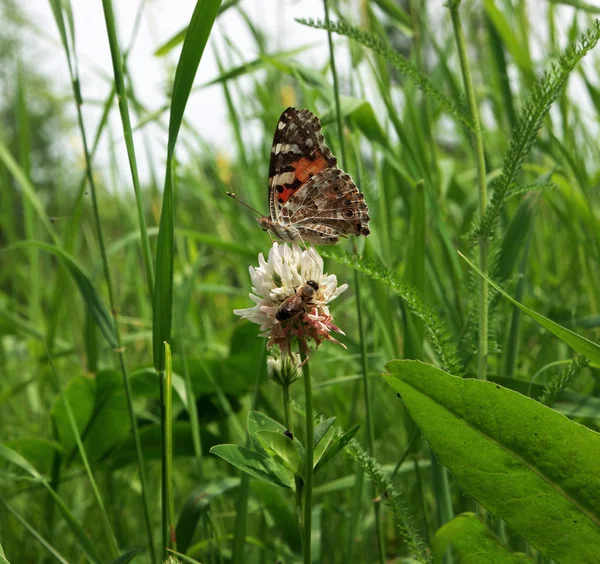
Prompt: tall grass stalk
<box><xmin>164</xmin><ymin>342</ymin><xmax>176</xmax><ymax>552</ymax></box>
<box><xmin>322</xmin><ymin>1</ymin><xmax>385</xmax><ymax>560</ymax></box>
<box><xmin>48</xmin><ymin>3</ymin><xmax>156</xmax><ymax>561</ymax></box>
<box><xmin>101</xmin><ymin>0</ymin><xmax>155</xmax><ymax>297</ymax></box>
<box><xmin>448</xmin><ymin>1</ymin><xmax>489</xmax><ymax>381</ymax></box>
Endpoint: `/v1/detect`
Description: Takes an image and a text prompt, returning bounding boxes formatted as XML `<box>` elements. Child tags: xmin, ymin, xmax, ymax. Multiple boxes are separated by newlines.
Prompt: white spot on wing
<box><xmin>277</xmin><ymin>121</ymin><xmax>286</xmax><ymax>130</ymax></box>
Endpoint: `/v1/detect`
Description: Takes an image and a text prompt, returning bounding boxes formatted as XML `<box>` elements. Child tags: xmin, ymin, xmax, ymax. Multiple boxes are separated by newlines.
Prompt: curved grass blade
<box><xmin>383</xmin><ymin>360</ymin><xmax>600</xmax><ymax>564</ymax></box>
<box><xmin>0</xmin><ymin>496</ymin><xmax>69</xmax><ymax>564</ymax></box>
<box><xmin>459</xmin><ymin>251</ymin><xmax>600</xmax><ymax>364</ymax></box>
<box><xmin>0</xmin><ymin>445</ymin><xmax>103</xmax><ymax>563</ymax></box>
<box><xmin>7</xmin><ymin>242</ymin><xmax>117</xmax><ymax>349</ymax></box>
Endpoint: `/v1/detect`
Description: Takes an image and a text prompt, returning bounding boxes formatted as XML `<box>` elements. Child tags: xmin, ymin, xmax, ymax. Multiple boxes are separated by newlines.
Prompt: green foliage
<box><xmin>297</xmin><ymin>18</ymin><xmax>475</xmax><ymax>130</ymax></box>
<box><xmin>2</xmin><ymin>1</ymin><xmax>600</xmax><ymax>562</ymax></box>
<box><xmin>384</xmin><ymin>360</ymin><xmax>600</xmax><ymax>563</ymax></box>
<box><xmin>470</xmin><ymin>19</ymin><xmax>600</xmax><ymax>242</ymax></box>
<box><xmin>321</xmin><ymin>247</ymin><xmax>463</xmax><ymax>376</ymax></box>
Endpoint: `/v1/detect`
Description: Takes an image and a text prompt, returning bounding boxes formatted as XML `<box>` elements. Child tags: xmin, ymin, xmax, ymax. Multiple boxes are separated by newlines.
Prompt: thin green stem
<box><xmin>164</xmin><ymin>343</ymin><xmax>177</xmax><ymax>553</ymax></box>
<box><xmin>101</xmin><ymin>0</ymin><xmax>155</xmax><ymax>298</ymax></box>
<box><xmin>448</xmin><ymin>2</ymin><xmax>488</xmax><ymax>382</ymax></box>
<box><xmin>300</xmin><ymin>341</ymin><xmax>313</xmax><ymax>564</ymax></box>
<box><xmin>51</xmin><ymin>5</ymin><xmax>157</xmax><ymax>561</ymax></box>
<box><xmin>282</xmin><ymin>383</ymin><xmax>293</xmax><ymax>434</ymax></box>
<box><xmin>323</xmin><ymin>0</ymin><xmax>384</xmax><ymax>559</ymax></box>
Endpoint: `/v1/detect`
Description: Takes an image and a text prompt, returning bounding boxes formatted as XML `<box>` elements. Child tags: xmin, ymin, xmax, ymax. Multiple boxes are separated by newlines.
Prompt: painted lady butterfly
<box><xmin>230</xmin><ymin>107</ymin><xmax>370</xmax><ymax>245</ymax></box>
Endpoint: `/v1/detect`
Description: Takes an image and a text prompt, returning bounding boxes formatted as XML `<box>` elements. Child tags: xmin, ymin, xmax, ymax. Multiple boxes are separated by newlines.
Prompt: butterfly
<box><xmin>229</xmin><ymin>107</ymin><xmax>370</xmax><ymax>245</ymax></box>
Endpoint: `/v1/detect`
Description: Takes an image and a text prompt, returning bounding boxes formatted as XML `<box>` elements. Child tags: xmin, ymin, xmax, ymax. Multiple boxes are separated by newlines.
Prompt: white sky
<box><xmin>20</xmin><ymin>0</ymin><xmax>332</xmax><ymax>187</ymax></box>
<box><xmin>15</xmin><ymin>0</ymin><xmax>600</xmax><ymax>188</ymax></box>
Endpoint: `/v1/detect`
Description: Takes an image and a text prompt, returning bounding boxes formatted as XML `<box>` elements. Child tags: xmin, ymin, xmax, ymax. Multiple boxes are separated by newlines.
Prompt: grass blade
<box><xmin>459</xmin><ymin>252</ymin><xmax>600</xmax><ymax>364</ymax></box>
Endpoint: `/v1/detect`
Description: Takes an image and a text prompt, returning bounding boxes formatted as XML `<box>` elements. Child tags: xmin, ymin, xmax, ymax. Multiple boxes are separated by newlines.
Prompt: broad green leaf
<box><xmin>433</xmin><ymin>512</ymin><xmax>532</xmax><ymax>563</ymax></box>
<box><xmin>314</xmin><ymin>424</ymin><xmax>360</xmax><ymax>474</ymax></box>
<box><xmin>210</xmin><ymin>444</ymin><xmax>294</xmax><ymax>489</ymax></box>
<box><xmin>110</xmin><ymin>549</ymin><xmax>142</xmax><ymax>564</ymax></box>
<box><xmin>247</xmin><ymin>410</ymin><xmax>286</xmax><ymax>453</ymax></box>
<box><xmin>256</xmin><ymin>430</ymin><xmax>303</xmax><ymax>476</ymax></box>
<box><xmin>383</xmin><ymin>360</ymin><xmax>600</xmax><ymax>564</ymax></box>
<box><xmin>459</xmin><ymin>251</ymin><xmax>600</xmax><ymax>364</ymax></box>
<box><xmin>176</xmin><ymin>477</ymin><xmax>240</xmax><ymax>553</ymax></box>
<box><xmin>0</xmin><ymin>541</ymin><xmax>9</xmax><ymax>564</ymax></box>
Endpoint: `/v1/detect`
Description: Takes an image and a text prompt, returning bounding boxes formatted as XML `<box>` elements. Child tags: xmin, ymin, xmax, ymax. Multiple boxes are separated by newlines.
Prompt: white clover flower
<box><xmin>234</xmin><ymin>243</ymin><xmax>348</xmax><ymax>356</ymax></box>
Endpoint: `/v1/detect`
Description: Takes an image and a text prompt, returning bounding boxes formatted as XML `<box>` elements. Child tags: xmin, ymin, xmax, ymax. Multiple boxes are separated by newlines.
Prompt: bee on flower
<box><xmin>234</xmin><ymin>243</ymin><xmax>348</xmax><ymax>357</ymax></box>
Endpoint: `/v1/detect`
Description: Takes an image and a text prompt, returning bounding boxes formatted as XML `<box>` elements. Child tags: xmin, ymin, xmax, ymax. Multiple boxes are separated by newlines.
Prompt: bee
<box><xmin>276</xmin><ymin>280</ymin><xmax>319</xmax><ymax>322</ymax></box>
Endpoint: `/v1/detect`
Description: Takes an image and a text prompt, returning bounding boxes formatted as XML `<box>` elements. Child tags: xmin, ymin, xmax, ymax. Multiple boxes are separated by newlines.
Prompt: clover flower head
<box><xmin>234</xmin><ymin>243</ymin><xmax>348</xmax><ymax>356</ymax></box>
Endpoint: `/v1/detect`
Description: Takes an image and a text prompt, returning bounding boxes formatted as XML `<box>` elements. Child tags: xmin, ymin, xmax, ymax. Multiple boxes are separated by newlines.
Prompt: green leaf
<box><xmin>109</xmin><ymin>549</ymin><xmax>142</xmax><ymax>564</ymax></box>
<box><xmin>256</xmin><ymin>430</ymin><xmax>303</xmax><ymax>476</ymax></box>
<box><xmin>383</xmin><ymin>360</ymin><xmax>600</xmax><ymax>564</ymax></box>
<box><xmin>459</xmin><ymin>251</ymin><xmax>600</xmax><ymax>364</ymax></box>
<box><xmin>314</xmin><ymin>424</ymin><xmax>360</xmax><ymax>474</ymax></box>
<box><xmin>176</xmin><ymin>477</ymin><xmax>240</xmax><ymax>553</ymax></box>
<box><xmin>0</xmin><ymin>541</ymin><xmax>9</xmax><ymax>564</ymax></box>
<box><xmin>209</xmin><ymin>444</ymin><xmax>294</xmax><ymax>489</ymax></box>
<box><xmin>247</xmin><ymin>410</ymin><xmax>286</xmax><ymax>453</ymax></box>
<box><xmin>433</xmin><ymin>512</ymin><xmax>532</xmax><ymax>563</ymax></box>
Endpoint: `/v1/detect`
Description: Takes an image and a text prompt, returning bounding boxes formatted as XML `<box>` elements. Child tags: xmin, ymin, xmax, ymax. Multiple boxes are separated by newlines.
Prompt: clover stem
<box><xmin>299</xmin><ymin>339</ymin><xmax>313</xmax><ymax>564</ymax></box>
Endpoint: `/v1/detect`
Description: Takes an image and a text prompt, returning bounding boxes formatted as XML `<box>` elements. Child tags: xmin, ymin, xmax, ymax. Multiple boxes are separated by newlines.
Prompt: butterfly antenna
<box><xmin>226</xmin><ymin>192</ymin><xmax>263</xmax><ymax>216</ymax></box>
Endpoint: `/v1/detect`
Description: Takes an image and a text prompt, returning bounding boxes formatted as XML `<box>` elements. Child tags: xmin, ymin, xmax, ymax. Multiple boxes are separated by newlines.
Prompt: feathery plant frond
<box><xmin>292</xmin><ymin>401</ymin><xmax>431</xmax><ymax>563</ymax></box>
<box><xmin>344</xmin><ymin>437</ymin><xmax>432</xmax><ymax>563</ymax></box>
<box><xmin>505</xmin><ymin>181</ymin><xmax>556</xmax><ymax>201</ymax></box>
<box><xmin>320</xmin><ymin>248</ymin><xmax>463</xmax><ymax>377</ymax></box>
<box><xmin>539</xmin><ymin>356</ymin><xmax>590</xmax><ymax>407</ymax></box>
<box><xmin>296</xmin><ymin>18</ymin><xmax>475</xmax><ymax>130</ymax></box>
<box><xmin>469</xmin><ymin>20</ymin><xmax>600</xmax><ymax>242</ymax></box>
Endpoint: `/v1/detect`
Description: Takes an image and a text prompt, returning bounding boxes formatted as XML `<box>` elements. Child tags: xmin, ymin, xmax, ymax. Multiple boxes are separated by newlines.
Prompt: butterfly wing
<box><xmin>281</xmin><ymin>168</ymin><xmax>370</xmax><ymax>244</ymax></box>
<box><xmin>268</xmin><ymin>107</ymin><xmax>337</xmax><ymax>222</ymax></box>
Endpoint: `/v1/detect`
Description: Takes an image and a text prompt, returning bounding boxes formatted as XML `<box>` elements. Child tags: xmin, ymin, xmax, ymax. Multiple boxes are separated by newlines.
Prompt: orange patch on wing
<box><xmin>294</xmin><ymin>154</ymin><xmax>330</xmax><ymax>183</ymax></box>
<box><xmin>276</xmin><ymin>152</ymin><xmax>332</xmax><ymax>206</ymax></box>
